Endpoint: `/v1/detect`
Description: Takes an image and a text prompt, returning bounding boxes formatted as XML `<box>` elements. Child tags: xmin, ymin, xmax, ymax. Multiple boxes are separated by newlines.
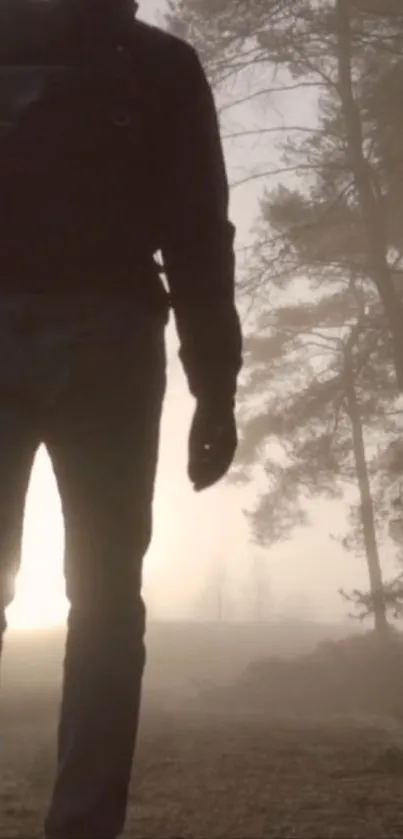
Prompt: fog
<box><xmin>131</xmin><ymin>0</ymin><xmax>398</xmax><ymax>627</ymax></box>
<box><xmin>2</xmin><ymin>618</ymin><xmax>355</xmax><ymax>708</ymax></box>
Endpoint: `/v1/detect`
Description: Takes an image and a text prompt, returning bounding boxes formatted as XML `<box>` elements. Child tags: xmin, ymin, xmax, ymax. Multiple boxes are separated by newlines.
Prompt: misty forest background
<box><xmin>165</xmin><ymin>0</ymin><xmax>403</xmax><ymax>638</ymax></box>
<box><xmin>5</xmin><ymin>9</ymin><xmax>403</xmax><ymax>835</ymax></box>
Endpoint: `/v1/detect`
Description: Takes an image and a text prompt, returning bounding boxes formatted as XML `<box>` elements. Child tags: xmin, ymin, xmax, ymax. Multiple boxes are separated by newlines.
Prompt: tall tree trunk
<box><xmin>344</xmin><ymin>350</ymin><xmax>389</xmax><ymax>637</ymax></box>
<box><xmin>253</xmin><ymin>554</ymin><xmax>267</xmax><ymax>622</ymax></box>
<box><xmin>335</xmin><ymin>0</ymin><xmax>403</xmax><ymax>389</ymax></box>
<box><xmin>215</xmin><ymin>565</ymin><xmax>225</xmax><ymax>622</ymax></box>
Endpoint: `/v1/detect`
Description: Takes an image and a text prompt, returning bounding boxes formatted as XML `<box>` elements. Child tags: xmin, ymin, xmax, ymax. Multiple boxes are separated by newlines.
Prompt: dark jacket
<box><xmin>0</xmin><ymin>12</ymin><xmax>242</xmax><ymax>405</ymax></box>
<box><xmin>131</xmin><ymin>19</ymin><xmax>243</xmax><ymax>404</ymax></box>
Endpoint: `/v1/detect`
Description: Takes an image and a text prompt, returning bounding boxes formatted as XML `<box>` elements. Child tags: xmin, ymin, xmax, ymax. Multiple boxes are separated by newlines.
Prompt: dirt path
<box><xmin>2</xmin><ymin>702</ymin><xmax>403</xmax><ymax>838</ymax></box>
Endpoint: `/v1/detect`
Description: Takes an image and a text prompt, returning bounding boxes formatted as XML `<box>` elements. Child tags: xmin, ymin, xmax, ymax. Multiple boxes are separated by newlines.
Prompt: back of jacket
<box><xmin>0</xmin><ymin>14</ymin><xmax>242</xmax><ymax>403</ymax></box>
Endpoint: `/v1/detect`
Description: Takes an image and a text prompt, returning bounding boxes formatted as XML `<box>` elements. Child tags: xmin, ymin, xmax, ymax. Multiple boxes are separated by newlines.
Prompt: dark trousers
<box><xmin>0</xmin><ymin>294</ymin><xmax>167</xmax><ymax>839</ymax></box>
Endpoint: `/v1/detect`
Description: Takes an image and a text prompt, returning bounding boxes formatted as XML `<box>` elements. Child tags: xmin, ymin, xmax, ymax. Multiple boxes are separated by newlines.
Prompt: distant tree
<box><xmin>252</xmin><ymin>553</ymin><xmax>270</xmax><ymax>622</ymax></box>
<box><xmin>234</xmin><ymin>260</ymin><xmax>400</xmax><ymax>635</ymax></box>
<box><xmin>195</xmin><ymin>561</ymin><xmax>228</xmax><ymax>622</ymax></box>
<box><xmin>214</xmin><ymin>562</ymin><xmax>227</xmax><ymax>622</ymax></box>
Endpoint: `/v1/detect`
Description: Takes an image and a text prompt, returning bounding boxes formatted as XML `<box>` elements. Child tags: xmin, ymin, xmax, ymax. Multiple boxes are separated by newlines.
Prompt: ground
<box><xmin>2</xmin><ymin>622</ymin><xmax>403</xmax><ymax>838</ymax></box>
<box><xmin>2</xmin><ymin>698</ymin><xmax>403</xmax><ymax>838</ymax></box>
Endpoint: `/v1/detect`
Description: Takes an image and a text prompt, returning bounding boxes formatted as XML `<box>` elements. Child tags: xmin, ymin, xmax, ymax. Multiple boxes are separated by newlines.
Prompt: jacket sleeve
<box><xmin>160</xmin><ymin>44</ymin><xmax>242</xmax><ymax>405</ymax></box>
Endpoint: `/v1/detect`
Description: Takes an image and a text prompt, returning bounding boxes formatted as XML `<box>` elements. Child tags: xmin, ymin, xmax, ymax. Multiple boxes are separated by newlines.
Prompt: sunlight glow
<box><xmin>6</xmin><ymin>446</ymin><xmax>68</xmax><ymax>630</ymax></box>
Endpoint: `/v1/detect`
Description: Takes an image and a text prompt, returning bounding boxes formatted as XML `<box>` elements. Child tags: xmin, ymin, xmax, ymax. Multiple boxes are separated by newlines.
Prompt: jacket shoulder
<box><xmin>131</xmin><ymin>20</ymin><xmax>201</xmax><ymax>81</ymax></box>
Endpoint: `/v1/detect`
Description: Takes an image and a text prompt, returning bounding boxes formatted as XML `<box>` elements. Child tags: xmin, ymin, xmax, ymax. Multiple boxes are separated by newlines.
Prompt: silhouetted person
<box><xmin>0</xmin><ymin>1</ymin><xmax>242</xmax><ymax>836</ymax></box>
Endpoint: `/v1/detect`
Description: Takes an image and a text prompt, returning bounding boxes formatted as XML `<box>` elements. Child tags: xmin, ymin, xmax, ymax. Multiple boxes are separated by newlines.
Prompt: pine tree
<box><xmin>168</xmin><ymin>0</ymin><xmax>403</xmax><ymax>383</ymax></box>
<box><xmin>168</xmin><ymin>0</ymin><xmax>403</xmax><ymax>630</ymax></box>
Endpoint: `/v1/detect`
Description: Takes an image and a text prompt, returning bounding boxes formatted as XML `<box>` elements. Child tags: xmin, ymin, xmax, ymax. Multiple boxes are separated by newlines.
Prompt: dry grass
<box><xmin>2</xmin><ymin>697</ymin><xmax>403</xmax><ymax>838</ymax></box>
<box><xmin>2</xmin><ymin>626</ymin><xmax>403</xmax><ymax>838</ymax></box>
<box><xmin>197</xmin><ymin>631</ymin><xmax>403</xmax><ymax>719</ymax></box>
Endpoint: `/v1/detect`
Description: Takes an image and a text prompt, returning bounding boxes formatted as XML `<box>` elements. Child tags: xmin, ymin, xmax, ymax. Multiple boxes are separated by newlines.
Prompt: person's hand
<box><xmin>188</xmin><ymin>400</ymin><xmax>237</xmax><ymax>492</ymax></box>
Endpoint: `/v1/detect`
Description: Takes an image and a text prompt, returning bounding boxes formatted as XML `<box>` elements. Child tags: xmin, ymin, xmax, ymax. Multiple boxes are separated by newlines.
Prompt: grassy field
<box><xmin>1</xmin><ymin>619</ymin><xmax>356</xmax><ymax>698</ymax></box>
<box><xmin>2</xmin><ymin>621</ymin><xmax>403</xmax><ymax>838</ymax></box>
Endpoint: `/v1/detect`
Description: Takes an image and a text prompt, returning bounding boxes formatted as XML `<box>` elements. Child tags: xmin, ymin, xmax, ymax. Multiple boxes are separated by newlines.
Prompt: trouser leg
<box><xmin>44</xmin><ymin>320</ymin><xmax>166</xmax><ymax>839</ymax></box>
<box><xmin>46</xmin><ymin>601</ymin><xmax>146</xmax><ymax>839</ymax></box>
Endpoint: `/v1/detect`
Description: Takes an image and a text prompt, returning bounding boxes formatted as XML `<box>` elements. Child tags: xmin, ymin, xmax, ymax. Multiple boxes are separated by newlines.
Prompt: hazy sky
<box><xmin>6</xmin><ymin>0</ymin><xmax>397</xmax><ymax>630</ymax></box>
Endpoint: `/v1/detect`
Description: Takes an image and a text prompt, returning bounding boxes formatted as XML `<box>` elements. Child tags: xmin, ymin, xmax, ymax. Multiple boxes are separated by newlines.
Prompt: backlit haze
<box><xmin>6</xmin><ymin>0</ymin><xmax>395</xmax><ymax>632</ymax></box>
